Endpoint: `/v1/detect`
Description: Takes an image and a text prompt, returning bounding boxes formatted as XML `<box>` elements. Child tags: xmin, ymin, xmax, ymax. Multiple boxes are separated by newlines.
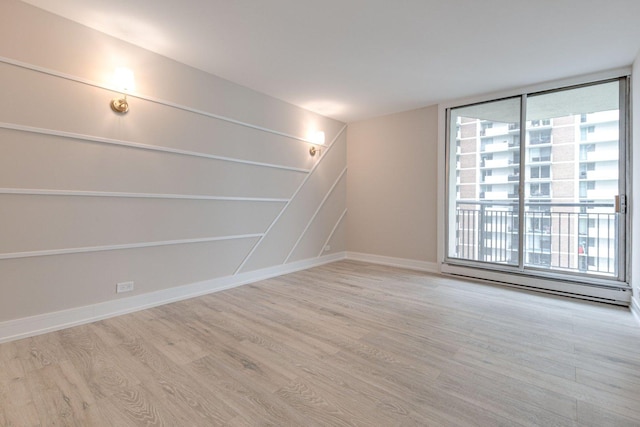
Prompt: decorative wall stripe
<box><xmin>318</xmin><ymin>208</ymin><xmax>347</xmax><ymax>257</ymax></box>
<box><xmin>0</xmin><ymin>188</ymin><xmax>289</xmax><ymax>203</ymax></box>
<box><xmin>233</xmin><ymin>125</ymin><xmax>348</xmax><ymax>274</ymax></box>
<box><xmin>284</xmin><ymin>167</ymin><xmax>347</xmax><ymax>263</ymax></box>
<box><xmin>0</xmin><ymin>56</ymin><xmax>325</xmax><ymax>146</ymax></box>
<box><xmin>0</xmin><ymin>122</ymin><xmax>310</xmax><ymax>174</ymax></box>
<box><xmin>0</xmin><ymin>234</ymin><xmax>262</xmax><ymax>261</ymax></box>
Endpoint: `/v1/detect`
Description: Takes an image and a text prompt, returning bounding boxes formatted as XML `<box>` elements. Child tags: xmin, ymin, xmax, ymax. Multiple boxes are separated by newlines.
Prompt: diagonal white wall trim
<box><xmin>318</xmin><ymin>208</ymin><xmax>347</xmax><ymax>257</ymax></box>
<box><xmin>0</xmin><ymin>122</ymin><xmax>310</xmax><ymax>174</ymax></box>
<box><xmin>233</xmin><ymin>125</ymin><xmax>348</xmax><ymax>274</ymax></box>
<box><xmin>346</xmin><ymin>251</ymin><xmax>440</xmax><ymax>273</ymax></box>
<box><xmin>0</xmin><ymin>234</ymin><xmax>262</xmax><ymax>261</ymax></box>
<box><xmin>0</xmin><ymin>56</ymin><xmax>326</xmax><ymax>145</ymax></box>
<box><xmin>285</xmin><ymin>167</ymin><xmax>347</xmax><ymax>263</ymax></box>
<box><xmin>0</xmin><ymin>188</ymin><xmax>289</xmax><ymax>203</ymax></box>
<box><xmin>0</xmin><ymin>251</ymin><xmax>347</xmax><ymax>344</ymax></box>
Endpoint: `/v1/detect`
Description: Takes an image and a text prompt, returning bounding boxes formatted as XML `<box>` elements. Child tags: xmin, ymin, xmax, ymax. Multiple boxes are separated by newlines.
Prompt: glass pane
<box><xmin>448</xmin><ymin>97</ymin><xmax>521</xmax><ymax>265</ymax></box>
<box><xmin>524</xmin><ymin>81</ymin><xmax>620</xmax><ymax>276</ymax></box>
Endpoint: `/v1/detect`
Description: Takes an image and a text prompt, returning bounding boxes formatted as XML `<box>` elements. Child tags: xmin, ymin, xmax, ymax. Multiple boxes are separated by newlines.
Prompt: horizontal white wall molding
<box><xmin>234</xmin><ymin>125</ymin><xmax>348</xmax><ymax>274</ymax></box>
<box><xmin>0</xmin><ymin>122</ymin><xmax>310</xmax><ymax>173</ymax></box>
<box><xmin>0</xmin><ymin>251</ymin><xmax>347</xmax><ymax>344</ymax></box>
<box><xmin>346</xmin><ymin>252</ymin><xmax>440</xmax><ymax>273</ymax></box>
<box><xmin>0</xmin><ymin>188</ymin><xmax>288</xmax><ymax>203</ymax></box>
<box><xmin>0</xmin><ymin>234</ymin><xmax>262</xmax><ymax>261</ymax></box>
<box><xmin>0</xmin><ymin>56</ymin><xmax>326</xmax><ymax>146</ymax></box>
<box><xmin>319</xmin><ymin>208</ymin><xmax>348</xmax><ymax>257</ymax></box>
<box><xmin>285</xmin><ymin>167</ymin><xmax>347</xmax><ymax>263</ymax></box>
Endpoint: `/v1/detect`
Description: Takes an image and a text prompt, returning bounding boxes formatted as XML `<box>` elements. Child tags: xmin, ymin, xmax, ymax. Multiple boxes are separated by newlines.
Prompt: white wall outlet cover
<box><xmin>116</xmin><ymin>281</ymin><xmax>134</xmax><ymax>293</ymax></box>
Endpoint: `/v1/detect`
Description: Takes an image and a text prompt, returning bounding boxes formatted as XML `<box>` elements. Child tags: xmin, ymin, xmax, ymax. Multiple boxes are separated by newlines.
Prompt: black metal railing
<box><xmin>454</xmin><ymin>200</ymin><xmax>617</xmax><ymax>275</ymax></box>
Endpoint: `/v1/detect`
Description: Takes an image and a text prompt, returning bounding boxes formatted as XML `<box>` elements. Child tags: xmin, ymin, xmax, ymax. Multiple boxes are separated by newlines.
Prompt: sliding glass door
<box><xmin>445</xmin><ymin>78</ymin><xmax>627</xmax><ymax>288</ymax></box>
<box><xmin>447</xmin><ymin>97</ymin><xmax>522</xmax><ymax>266</ymax></box>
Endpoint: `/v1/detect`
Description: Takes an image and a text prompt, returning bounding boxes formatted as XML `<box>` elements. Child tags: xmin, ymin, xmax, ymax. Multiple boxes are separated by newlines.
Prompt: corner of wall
<box><xmin>632</xmin><ymin>297</ymin><xmax>640</xmax><ymax>326</ymax></box>
<box><xmin>632</xmin><ymin>49</ymin><xmax>640</xmax><ymax>310</ymax></box>
<box><xmin>345</xmin><ymin>106</ymin><xmax>439</xmax><ymax>264</ymax></box>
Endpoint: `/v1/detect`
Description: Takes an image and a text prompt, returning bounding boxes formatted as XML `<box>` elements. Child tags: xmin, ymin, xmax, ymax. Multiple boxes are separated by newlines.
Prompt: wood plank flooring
<box><xmin>1</xmin><ymin>260</ymin><xmax>639</xmax><ymax>426</ymax></box>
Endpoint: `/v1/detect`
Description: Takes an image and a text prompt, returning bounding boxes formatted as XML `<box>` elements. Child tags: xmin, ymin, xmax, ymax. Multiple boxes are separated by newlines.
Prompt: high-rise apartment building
<box><xmin>453</xmin><ymin>109</ymin><xmax>619</xmax><ymax>276</ymax></box>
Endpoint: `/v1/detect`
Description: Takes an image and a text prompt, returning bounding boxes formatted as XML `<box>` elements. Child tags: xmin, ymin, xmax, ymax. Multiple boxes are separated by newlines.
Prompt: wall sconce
<box><xmin>309</xmin><ymin>131</ymin><xmax>325</xmax><ymax>156</ymax></box>
<box><xmin>110</xmin><ymin>67</ymin><xmax>135</xmax><ymax>114</ymax></box>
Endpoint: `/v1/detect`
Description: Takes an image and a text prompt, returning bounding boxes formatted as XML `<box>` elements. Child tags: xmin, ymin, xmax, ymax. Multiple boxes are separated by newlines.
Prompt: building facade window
<box><xmin>531</xmin><ymin>165</ymin><xmax>550</xmax><ymax>179</ymax></box>
<box><xmin>580</xmin><ymin>126</ymin><xmax>596</xmax><ymax>140</ymax></box>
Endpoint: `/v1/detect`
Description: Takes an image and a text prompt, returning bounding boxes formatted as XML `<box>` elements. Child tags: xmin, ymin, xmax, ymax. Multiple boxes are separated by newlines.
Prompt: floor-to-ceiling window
<box><xmin>444</xmin><ymin>78</ymin><xmax>629</xmax><ymax>302</ymax></box>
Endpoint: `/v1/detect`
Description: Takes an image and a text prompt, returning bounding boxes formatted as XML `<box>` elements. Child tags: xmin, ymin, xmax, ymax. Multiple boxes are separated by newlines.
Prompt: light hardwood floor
<box><xmin>1</xmin><ymin>260</ymin><xmax>640</xmax><ymax>426</ymax></box>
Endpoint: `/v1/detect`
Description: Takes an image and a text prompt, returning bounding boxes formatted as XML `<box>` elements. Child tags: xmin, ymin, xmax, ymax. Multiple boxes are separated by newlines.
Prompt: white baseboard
<box><xmin>0</xmin><ymin>252</ymin><xmax>346</xmax><ymax>344</ymax></box>
<box><xmin>3</xmin><ymin>252</ymin><xmax>632</xmax><ymax>343</ymax></box>
<box><xmin>632</xmin><ymin>298</ymin><xmax>640</xmax><ymax>326</ymax></box>
<box><xmin>441</xmin><ymin>263</ymin><xmax>631</xmax><ymax>305</ymax></box>
<box><xmin>345</xmin><ymin>251</ymin><xmax>439</xmax><ymax>273</ymax></box>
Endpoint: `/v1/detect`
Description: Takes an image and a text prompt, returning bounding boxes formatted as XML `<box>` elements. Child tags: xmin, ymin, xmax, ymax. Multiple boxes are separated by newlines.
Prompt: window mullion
<box><xmin>517</xmin><ymin>94</ymin><xmax>527</xmax><ymax>271</ymax></box>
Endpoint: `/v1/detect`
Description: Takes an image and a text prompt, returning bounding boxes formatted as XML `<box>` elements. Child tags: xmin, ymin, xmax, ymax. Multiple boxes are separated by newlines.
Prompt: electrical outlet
<box><xmin>116</xmin><ymin>281</ymin><xmax>134</xmax><ymax>293</ymax></box>
<box><xmin>324</xmin><ymin>245</ymin><xmax>331</xmax><ymax>252</ymax></box>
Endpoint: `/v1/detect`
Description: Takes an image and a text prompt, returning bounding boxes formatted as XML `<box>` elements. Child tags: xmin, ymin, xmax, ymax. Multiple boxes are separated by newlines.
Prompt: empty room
<box><xmin>1</xmin><ymin>0</ymin><xmax>640</xmax><ymax>425</ymax></box>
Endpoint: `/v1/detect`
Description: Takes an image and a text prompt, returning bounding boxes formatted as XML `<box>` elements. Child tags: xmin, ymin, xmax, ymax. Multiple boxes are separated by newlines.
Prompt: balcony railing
<box><xmin>453</xmin><ymin>201</ymin><xmax>617</xmax><ymax>276</ymax></box>
<box><xmin>530</xmin><ymin>156</ymin><xmax>551</xmax><ymax>163</ymax></box>
<box><xmin>530</xmin><ymin>137</ymin><xmax>551</xmax><ymax>145</ymax></box>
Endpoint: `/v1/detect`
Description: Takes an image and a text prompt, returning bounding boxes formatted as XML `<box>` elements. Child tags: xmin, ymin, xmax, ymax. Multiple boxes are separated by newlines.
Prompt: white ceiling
<box><xmin>20</xmin><ymin>0</ymin><xmax>640</xmax><ymax>123</ymax></box>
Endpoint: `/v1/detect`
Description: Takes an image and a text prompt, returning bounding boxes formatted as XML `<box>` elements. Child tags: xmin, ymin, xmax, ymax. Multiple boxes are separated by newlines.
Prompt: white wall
<box><xmin>0</xmin><ymin>0</ymin><xmax>346</xmax><ymax>339</ymax></box>
<box><xmin>346</xmin><ymin>106</ymin><xmax>438</xmax><ymax>270</ymax></box>
<box><xmin>632</xmin><ymin>50</ymin><xmax>640</xmax><ymax>314</ymax></box>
